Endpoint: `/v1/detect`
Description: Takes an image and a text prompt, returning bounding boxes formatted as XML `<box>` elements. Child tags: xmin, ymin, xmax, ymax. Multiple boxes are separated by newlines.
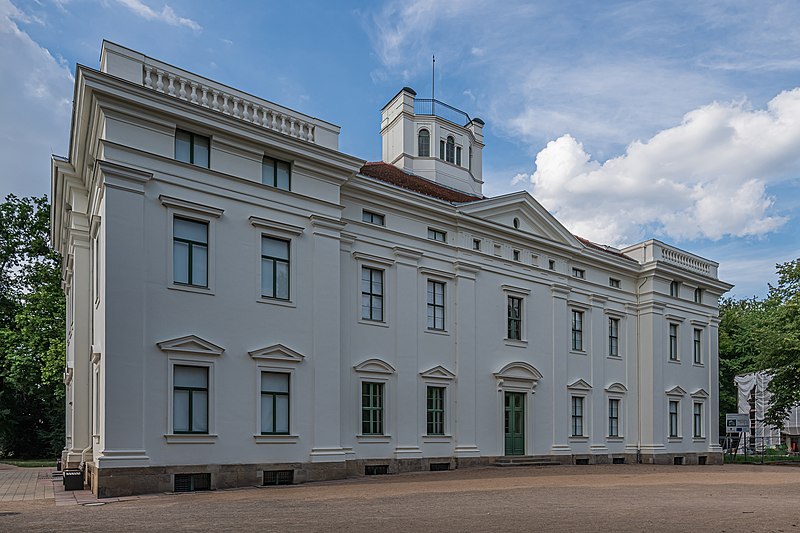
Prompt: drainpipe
<box><xmin>636</xmin><ymin>275</ymin><xmax>649</xmax><ymax>464</ymax></box>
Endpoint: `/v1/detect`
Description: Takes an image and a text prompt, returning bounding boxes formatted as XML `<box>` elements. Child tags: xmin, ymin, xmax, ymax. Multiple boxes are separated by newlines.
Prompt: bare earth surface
<box><xmin>1</xmin><ymin>464</ymin><xmax>799</xmax><ymax>532</ymax></box>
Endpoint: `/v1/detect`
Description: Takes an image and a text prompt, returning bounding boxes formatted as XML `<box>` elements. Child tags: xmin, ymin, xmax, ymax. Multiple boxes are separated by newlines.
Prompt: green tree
<box><xmin>0</xmin><ymin>195</ymin><xmax>65</xmax><ymax>458</ymax></box>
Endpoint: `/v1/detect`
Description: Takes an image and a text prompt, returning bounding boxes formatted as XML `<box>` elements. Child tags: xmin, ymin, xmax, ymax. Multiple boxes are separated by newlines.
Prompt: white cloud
<box><xmin>528</xmin><ymin>91</ymin><xmax>800</xmax><ymax>246</ymax></box>
<box><xmin>114</xmin><ymin>0</ymin><xmax>201</xmax><ymax>32</ymax></box>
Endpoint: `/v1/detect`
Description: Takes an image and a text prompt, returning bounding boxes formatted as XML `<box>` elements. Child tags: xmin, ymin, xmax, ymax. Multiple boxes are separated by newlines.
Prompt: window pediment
<box><xmin>494</xmin><ymin>362</ymin><xmax>543</xmax><ymax>391</ymax></box>
<box><xmin>605</xmin><ymin>382</ymin><xmax>628</xmax><ymax>393</ymax></box>
<box><xmin>691</xmin><ymin>388</ymin><xmax>709</xmax><ymax>399</ymax></box>
<box><xmin>157</xmin><ymin>335</ymin><xmax>224</xmax><ymax>356</ymax></box>
<box><xmin>665</xmin><ymin>385</ymin><xmax>687</xmax><ymax>397</ymax></box>
<box><xmin>567</xmin><ymin>379</ymin><xmax>592</xmax><ymax>391</ymax></box>
<box><xmin>354</xmin><ymin>358</ymin><xmax>396</xmax><ymax>374</ymax></box>
<box><xmin>248</xmin><ymin>343</ymin><xmax>305</xmax><ymax>363</ymax></box>
<box><xmin>420</xmin><ymin>365</ymin><xmax>456</xmax><ymax>380</ymax></box>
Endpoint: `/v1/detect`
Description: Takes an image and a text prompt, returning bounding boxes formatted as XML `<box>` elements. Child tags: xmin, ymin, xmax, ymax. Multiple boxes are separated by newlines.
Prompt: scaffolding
<box><xmin>735</xmin><ymin>372</ymin><xmax>800</xmax><ymax>453</ymax></box>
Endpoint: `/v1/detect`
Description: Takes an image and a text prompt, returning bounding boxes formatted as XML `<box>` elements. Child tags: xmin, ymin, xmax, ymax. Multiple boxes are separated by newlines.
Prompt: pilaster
<box><xmin>453</xmin><ymin>262</ymin><xmax>480</xmax><ymax>457</ymax></box>
<box><xmin>550</xmin><ymin>284</ymin><xmax>571</xmax><ymax>455</ymax></box>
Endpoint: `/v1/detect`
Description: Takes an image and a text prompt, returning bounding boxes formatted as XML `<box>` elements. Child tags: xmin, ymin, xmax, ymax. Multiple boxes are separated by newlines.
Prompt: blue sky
<box><xmin>1</xmin><ymin>0</ymin><xmax>798</xmax><ymax>298</ymax></box>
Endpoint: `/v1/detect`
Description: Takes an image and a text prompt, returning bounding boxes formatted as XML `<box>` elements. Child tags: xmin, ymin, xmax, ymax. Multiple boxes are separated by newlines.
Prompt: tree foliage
<box><xmin>0</xmin><ymin>195</ymin><xmax>65</xmax><ymax>458</ymax></box>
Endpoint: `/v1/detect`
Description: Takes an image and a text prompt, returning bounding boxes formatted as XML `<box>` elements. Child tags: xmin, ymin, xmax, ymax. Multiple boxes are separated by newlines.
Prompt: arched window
<box><xmin>418</xmin><ymin>129</ymin><xmax>430</xmax><ymax>157</ymax></box>
<box><xmin>446</xmin><ymin>136</ymin><xmax>455</xmax><ymax>163</ymax></box>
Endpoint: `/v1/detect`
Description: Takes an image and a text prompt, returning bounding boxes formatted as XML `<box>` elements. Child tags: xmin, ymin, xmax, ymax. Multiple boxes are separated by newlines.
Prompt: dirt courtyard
<box><xmin>2</xmin><ymin>464</ymin><xmax>798</xmax><ymax>532</ymax></box>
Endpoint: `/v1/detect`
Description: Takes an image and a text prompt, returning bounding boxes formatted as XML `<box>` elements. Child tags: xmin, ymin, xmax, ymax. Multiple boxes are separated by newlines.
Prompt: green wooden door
<box><xmin>504</xmin><ymin>392</ymin><xmax>525</xmax><ymax>455</ymax></box>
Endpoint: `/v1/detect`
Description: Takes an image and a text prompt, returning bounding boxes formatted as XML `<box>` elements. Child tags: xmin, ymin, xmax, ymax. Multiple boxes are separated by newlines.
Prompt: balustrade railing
<box><xmin>660</xmin><ymin>247</ymin><xmax>712</xmax><ymax>275</ymax></box>
<box><xmin>414</xmin><ymin>98</ymin><xmax>471</xmax><ymax>126</ymax></box>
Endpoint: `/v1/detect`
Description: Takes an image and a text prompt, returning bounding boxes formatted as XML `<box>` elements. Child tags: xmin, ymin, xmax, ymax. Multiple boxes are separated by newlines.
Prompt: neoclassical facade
<box><xmin>51</xmin><ymin>42</ymin><xmax>733</xmax><ymax>497</ymax></box>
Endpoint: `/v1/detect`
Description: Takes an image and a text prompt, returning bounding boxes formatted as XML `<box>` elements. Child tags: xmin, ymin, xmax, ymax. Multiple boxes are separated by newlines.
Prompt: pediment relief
<box><xmin>605</xmin><ymin>382</ymin><xmax>628</xmax><ymax>393</ymax></box>
<box><xmin>420</xmin><ymin>365</ymin><xmax>456</xmax><ymax>380</ymax></box>
<box><xmin>248</xmin><ymin>343</ymin><xmax>305</xmax><ymax>363</ymax></box>
<box><xmin>567</xmin><ymin>378</ymin><xmax>593</xmax><ymax>391</ymax></box>
<box><xmin>157</xmin><ymin>335</ymin><xmax>224</xmax><ymax>356</ymax></box>
<box><xmin>691</xmin><ymin>388</ymin><xmax>709</xmax><ymax>399</ymax></box>
<box><xmin>665</xmin><ymin>385</ymin><xmax>687</xmax><ymax>397</ymax></box>
<box><xmin>494</xmin><ymin>361</ymin><xmax>543</xmax><ymax>383</ymax></box>
<box><xmin>354</xmin><ymin>358</ymin><xmax>396</xmax><ymax>374</ymax></box>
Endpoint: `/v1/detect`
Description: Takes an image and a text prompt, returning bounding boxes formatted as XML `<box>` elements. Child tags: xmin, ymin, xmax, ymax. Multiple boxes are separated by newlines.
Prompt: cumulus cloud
<box><xmin>528</xmin><ymin>92</ymin><xmax>800</xmax><ymax>246</ymax></box>
<box><xmin>115</xmin><ymin>0</ymin><xmax>201</xmax><ymax>32</ymax></box>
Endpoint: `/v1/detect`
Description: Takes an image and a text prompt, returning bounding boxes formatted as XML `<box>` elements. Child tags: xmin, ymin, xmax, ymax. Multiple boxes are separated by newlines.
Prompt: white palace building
<box><xmin>51</xmin><ymin>42</ymin><xmax>733</xmax><ymax>497</ymax></box>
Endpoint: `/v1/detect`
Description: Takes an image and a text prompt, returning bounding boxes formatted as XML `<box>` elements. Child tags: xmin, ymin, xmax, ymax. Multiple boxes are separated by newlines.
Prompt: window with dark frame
<box><xmin>693</xmin><ymin>328</ymin><xmax>702</xmax><ymax>364</ymax></box>
<box><xmin>571</xmin><ymin>396</ymin><xmax>584</xmax><ymax>437</ymax></box>
<box><xmin>173</xmin><ymin>365</ymin><xmax>208</xmax><ymax>434</ymax></box>
<box><xmin>456</xmin><ymin>146</ymin><xmax>462</xmax><ymax>166</ymax></box>
<box><xmin>670</xmin><ymin>280</ymin><xmax>680</xmax><ymax>297</ymax></box>
<box><xmin>472</xmin><ymin>238</ymin><xmax>481</xmax><ymax>251</ymax></box>
<box><xmin>512</xmin><ymin>249</ymin><xmax>521</xmax><ymax>261</ymax></box>
<box><xmin>262</xmin><ymin>156</ymin><xmax>291</xmax><ymax>190</ymax></box>
<box><xmin>361</xmin><ymin>267</ymin><xmax>384</xmax><ymax>321</ymax></box>
<box><xmin>175</xmin><ymin>129</ymin><xmax>210</xmax><ymax>168</ymax></box>
<box><xmin>693</xmin><ymin>402</ymin><xmax>703</xmax><ymax>438</ymax></box>
<box><xmin>609</xmin><ymin>278</ymin><xmax>621</xmax><ymax>288</ymax></box>
<box><xmin>439</xmin><ymin>139</ymin><xmax>445</xmax><ymax>160</ymax></box>
<box><xmin>361</xmin><ymin>382</ymin><xmax>384</xmax><ymax>435</ymax></box>
<box><xmin>427</xmin><ymin>280</ymin><xmax>445</xmax><ymax>330</ymax></box>
<box><xmin>572</xmin><ymin>267</ymin><xmax>585</xmax><ymax>279</ymax></box>
<box><xmin>362</xmin><ymin>210</ymin><xmax>385</xmax><ymax>226</ymax></box>
<box><xmin>261</xmin><ymin>372</ymin><xmax>289</xmax><ymax>434</ymax></box>
<box><xmin>548</xmin><ymin>259</ymin><xmax>556</xmax><ymax>270</ymax></box>
<box><xmin>426</xmin><ymin>386</ymin><xmax>445</xmax><ymax>436</ymax></box>
<box><xmin>609</xmin><ymin>318</ymin><xmax>619</xmax><ymax>357</ymax></box>
<box><xmin>507</xmin><ymin>296</ymin><xmax>522</xmax><ymax>340</ymax></box>
<box><xmin>571</xmin><ymin>310</ymin><xmax>584</xmax><ymax>351</ymax></box>
<box><xmin>694</xmin><ymin>287</ymin><xmax>703</xmax><ymax>303</ymax></box>
<box><xmin>669</xmin><ymin>323</ymin><xmax>679</xmax><ymax>361</ymax></box>
<box><xmin>608</xmin><ymin>398</ymin><xmax>620</xmax><ymax>437</ymax></box>
<box><xmin>261</xmin><ymin>236</ymin><xmax>290</xmax><ymax>300</ymax></box>
<box><xmin>428</xmin><ymin>228</ymin><xmax>446</xmax><ymax>242</ymax></box>
<box><xmin>446</xmin><ymin>136</ymin><xmax>455</xmax><ymax>163</ymax></box>
<box><xmin>669</xmin><ymin>400</ymin><xmax>679</xmax><ymax>437</ymax></box>
<box><xmin>173</xmin><ymin>217</ymin><xmax>208</xmax><ymax>287</ymax></box>
<box><xmin>418</xmin><ymin>129</ymin><xmax>430</xmax><ymax>157</ymax></box>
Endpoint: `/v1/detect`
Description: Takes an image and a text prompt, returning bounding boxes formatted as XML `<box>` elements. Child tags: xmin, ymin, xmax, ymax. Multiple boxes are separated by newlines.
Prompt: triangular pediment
<box><xmin>458</xmin><ymin>192</ymin><xmax>582</xmax><ymax>248</ymax></box>
<box><xmin>420</xmin><ymin>365</ymin><xmax>456</xmax><ymax>380</ymax></box>
<box><xmin>248</xmin><ymin>344</ymin><xmax>305</xmax><ymax>363</ymax></box>
<box><xmin>567</xmin><ymin>378</ymin><xmax>593</xmax><ymax>391</ymax></box>
<box><xmin>691</xmin><ymin>388</ymin><xmax>709</xmax><ymax>399</ymax></box>
<box><xmin>157</xmin><ymin>335</ymin><xmax>224</xmax><ymax>356</ymax></box>
<box><xmin>665</xmin><ymin>386</ymin><xmax>687</xmax><ymax>397</ymax></box>
<box><xmin>605</xmin><ymin>382</ymin><xmax>628</xmax><ymax>393</ymax></box>
<box><xmin>354</xmin><ymin>358</ymin><xmax>396</xmax><ymax>374</ymax></box>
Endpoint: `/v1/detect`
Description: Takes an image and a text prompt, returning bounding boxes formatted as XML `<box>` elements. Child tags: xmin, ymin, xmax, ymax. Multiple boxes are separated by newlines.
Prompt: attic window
<box><xmin>428</xmin><ymin>228</ymin><xmax>446</xmax><ymax>243</ymax></box>
<box><xmin>548</xmin><ymin>259</ymin><xmax>556</xmax><ymax>270</ymax></box>
<box><xmin>513</xmin><ymin>250</ymin><xmax>521</xmax><ymax>261</ymax></box>
<box><xmin>513</xmin><ymin>217</ymin><xmax>520</xmax><ymax>229</ymax></box>
<box><xmin>572</xmin><ymin>268</ymin><xmax>585</xmax><ymax>279</ymax></box>
<box><xmin>609</xmin><ymin>278</ymin><xmax>621</xmax><ymax>289</ymax></box>
<box><xmin>472</xmin><ymin>239</ymin><xmax>481</xmax><ymax>251</ymax></box>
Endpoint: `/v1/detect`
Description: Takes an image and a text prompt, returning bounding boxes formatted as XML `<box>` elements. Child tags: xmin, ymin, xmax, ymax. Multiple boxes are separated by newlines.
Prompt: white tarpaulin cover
<box><xmin>735</xmin><ymin>372</ymin><xmax>800</xmax><ymax>451</ymax></box>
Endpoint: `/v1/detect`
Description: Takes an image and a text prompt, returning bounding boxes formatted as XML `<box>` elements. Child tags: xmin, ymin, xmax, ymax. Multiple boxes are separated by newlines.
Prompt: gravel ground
<box><xmin>1</xmin><ymin>464</ymin><xmax>798</xmax><ymax>532</ymax></box>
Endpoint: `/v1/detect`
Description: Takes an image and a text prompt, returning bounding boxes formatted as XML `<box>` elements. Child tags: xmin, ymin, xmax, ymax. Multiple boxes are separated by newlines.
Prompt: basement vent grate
<box><xmin>698</xmin><ymin>456</ymin><xmax>707</xmax><ymax>465</ymax></box>
<box><xmin>673</xmin><ymin>457</ymin><xmax>684</xmax><ymax>465</ymax></box>
<box><xmin>430</xmin><ymin>463</ymin><xmax>450</xmax><ymax>472</ymax></box>
<box><xmin>263</xmin><ymin>470</ymin><xmax>294</xmax><ymax>486</ymax></box>
<box><xmin>174</xmin><ymin>473</ymin><xmax>211</xmax><ymax>493</ymax></box>
<box><xmin>612</xmin><ymin>457</ymin><xmax>625</xmax><ymax>465</ymax></box>
<box><xmin>575</xmin><ymin>458</ymin><xmax>590</xmax><ymax>465</ymax></box>
<box><xmin>364</xmin><ymin>465</ymin><xmax>389</xmax><ymax>476</ymax></box>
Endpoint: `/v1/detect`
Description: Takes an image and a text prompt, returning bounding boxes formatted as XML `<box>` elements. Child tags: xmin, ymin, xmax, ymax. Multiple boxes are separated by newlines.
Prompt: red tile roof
<box><xmin>575</xmin><ymin>236</ymin><xmax>636</xmax><ymax>261</ymax></box>
<box><xmin>359</xmin><ymin>162</ymin><xmax>483</xmax><ymax>203</ymax></box>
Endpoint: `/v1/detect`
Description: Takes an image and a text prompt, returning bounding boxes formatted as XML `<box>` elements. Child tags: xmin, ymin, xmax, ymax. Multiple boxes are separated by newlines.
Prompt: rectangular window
<box><xmin>571</xmin><ymin>396</ymin><xmax>584</xmax><ymax>437</ymax></box>
<box><xmin>439</xmin><ymin>139</ymin><xmax>445</xmax><ymax>160</ymax></box>
<box><xmin>670</xmin><ymin>280</ymin><xmax>680</xmax><ymax>297</ymax></box>
<box><xmin>361</xmin><ymin>382</ymin><xmax>384</xmax><ymax>435</ymax></box>
<box><xmin>426</xmin><ymin>386</ymin><xmax>445</xmax><ymax>436</ymax></box>
<box><xmin>472</xmin><ymin>238</ymin><xmax>481</xmax><ymax>251</ymax></box>
<box><xmin>512</xmin><ymin>249</ymin><xmax>521</xmax><ymax>261</ymax></box>
<box><xmin>456</xmin><ymin>146</ymin><xmax>462</xmax><ymax>166</ymax></box>
<box><xmin>262</xmin><ymin>156</ymin><xmax>291</xmax><ymax>190</ymax></box>
<box><xmin>362</xmin><ymin>210</ymin><xmax>385</xmax><ymax>226</ymax></box>
<box><xmin>572</xmin><ymin>268</ymin><xmax>585</xmax><ymax>279</ymax></box>
<box><xmin>669</xmin><ymin>400</ymin><xmax>679</xmax><ymax>438</ymax></box>
<box><xmin>428</xmin><ymin>228</ymin><xmax>446</xmax><ymax>242</ymax></box>
<box><xmin>669</xmin><ymin>323</ymin><xmax>679</xmax><ymax>361</ymax></box>
<box><xmin>507</xmin><ymin>296</ymin><xmax>522</xmax><ymax>340</ymax></box>
<box><xmin>608</xmin><ymin>318</ymin><xmax>619</xmax><ymax>357</ymax></box>
<box><xmin>261</xmin><ymin>372</ymin><xmax>289</xmax><ymax>434</ymax></box>
<box><xmin>173</xmin><ymin>365</ymin><xmax>208</xmax><ymax>434</ymax></box>
<box><xmin>608</xmin><ymin>399</ymin><xmax>620</xmax><ymax>437</ymax></box>
<box><xmin>173</xmin><ymin>217</ymin><xmax>208</xmax><ymax>287</ymax></box>
<box><xmin>609</xmin><ymin>278</ymin><xmax>621</xmax><ymax>288</ymax></box>
<box><xmin>693</xmin><ymin>328</ymin><xmax>702</xmax><ymax>364</ymax></box>
<box><xmin>427</xmin><ymin>280</ymin><xmax>445</xmax><ymax>330</ymax></box>
<box><xmin>571</xmin><ymin>310</ymin><xmax>584</xmax><ymax>351</ymax></box>
<box><xmin>694</xmin><ymin>288</ymin><xmax>703</xmax><ymax>303</ymax></box>
<box><xmin>175</xmin><ymin>129</ymin><xmax>210</xmax><ymax>168</ymax></box>
<box><xmin>361</xmin><ymin>267</ymin><xmax>384</xmax><ymax>321</ymax></box>
<box><xmin>261</xmin><ymin>236</ymin><xmax>290</xmax><ymax>300</ymax></box>
<box><xmin>693</xmin><ymin>402</ymin><xmax>703</xmax><ymax>438</ymax></box>
<box><xmin>548</xmin><ymin>259</ymin><xmax>556</xmax><ymax>270</ymax></box>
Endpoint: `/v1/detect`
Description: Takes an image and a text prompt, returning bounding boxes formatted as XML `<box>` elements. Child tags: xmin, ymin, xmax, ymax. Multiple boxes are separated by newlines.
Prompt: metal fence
<box><xmin>413</xmin><ymin>99</ymin><xmax>471</xmax><ymax>126</ymax></box>
<box><xmin>722</xmin><ymin>434</ymin><xmax>800</xmax><ymax>464</ymax></box>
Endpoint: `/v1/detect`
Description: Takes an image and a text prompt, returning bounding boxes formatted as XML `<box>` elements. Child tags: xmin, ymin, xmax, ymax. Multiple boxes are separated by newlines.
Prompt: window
<box><xmin>608</xmin><ymin>318</ymin><xmax>619</xmax><ymax>357</ymax></box>
<box><xmin>694</xmin><ymin>287</ymin><xmax>703</xmax><ymax>303</ymax></box>
<box><xmin>361</xmin><ymin>382</ymin><xmax>384</xmax><ymax>435</ymax></box>
<box><xmin>468</xmin><ymin>146</ymin><xmax>472</xmax><ymax>171</ymax></box>
<box><xmin>608</xmin><ymin>399</ymin><xmax>620</xmax><ymax>437</ymax></box>
<box><xmin>428</xmin><ymin>228</ymin><xmax>446</xmax><ymax>242</ymax></box>
<box><xmin>445</xmin><ymin>136</ymin><xmax>455</xmax><ymax>163</ymax></box>
<box><xmin>669</xmin><ymin>324</ymin><xmax>679</xmax><ymax>361</ymax></box>
<box><xmin>261</xmin><ymin>372</ymin><xmax>289</xmax><ymax>434</ymax></box>
<box><xmin>361</xmin><ymin>267</ymin><xmax>384</xmax><ymax>321</ymax></box>
<box><xmin>426</xmin><ymin>386</ymin><xmax>445</xmax><ymax>435</ymax></box>
<box><xmin>693</xmin><ymin>328</ymin><xmax>702</xmax><ymax>364</ymax></box>
<box><xmin>427</xmin><ymin>280</ymin><xmax>445</xmax><ymax>330</ymax></box>
<box><xmin>173</xmin><ymin>365</ymin><xmax>208</xmax><ymax>434</ymax></box>
<box><xmin>262</xmin><ymin>156</ymin><xmax>291</xmax><ymax>190</ymax></box>
<box><xmin>571</xmin><ymin>396</ymin><xmax>584</xmax><ymax>437</ymax></box>
<box><xmin>548</xmin><ymin>259</ymin><xmax>556</xmax><ymax>270</ymax></box>
<box><xmin>609</xmin><ymin>278</ymin><xmax>620</xmax><ymax>288</ymax></box>
<box><xmin>362</xmin><ymin>210</ymin><xmax>385</xmax><ymax>226</ymax></box>
<box><xmin>670</xmin><ymin>280</ymin><xmax>680</xmax><ymax>297</ymax></box>
<box><xmin>173</xmin><ymin>217</ymin><xmax>208</xmax><ymax>287</ymax></box>
<box><xmin>456</xmin><ymin>146</ymin><xmax>462</xmax><ymax>166</ymax></box>
<box><xmin>572</xmin><ymin>268</ymin><xmax>585</xmax><ymax>279</ymax></box>
<box><xmin>418</xmin><ymin>129</ymin><xmax>430</xmax><ymax>157</ymax></box>
<box><xmin>439</xmin><ymin>139</ymin><xmax>445</xmax><ymax>160</ymax></box>
<box><xmin>571</xmin><ymin>310</ymin><xmax>584</xmax><ymax>351</ymax></box>
<box><xmin>513</xmin><ymin>217</ymin><xmax>520</xmax><ymax>229</ymax></box>
<box><xmin>507</xmin><ymin>296</ymin><xmax>522</xmax><ymax>340</ymax></box>
<box><xmin>261</xmin><ymin>237</ymin><xmax>290</xmax><ymax>300</ymax></box>
<box><xmin>512</xmin><ymin>249</ymin><xmax>521</xmax><ymax>261</ymax></box>
<box><xmin>693</xmin><ymin>402</ymin><xmax>703</xmax><ymax>438</ymax></box>
<box><xmin>175</xmin><ymin>129</ymin><xmax>210</xmax><ymax>168</ymax></box>
<box><xmin>669</xmin><ymin>400</ymin><xmax>679</xmax><ymax>438</ymax></box>
<box><xmin>472</xmin><ymin>238</ymin><xmax>481</xmax><ymax>251</ymax></box>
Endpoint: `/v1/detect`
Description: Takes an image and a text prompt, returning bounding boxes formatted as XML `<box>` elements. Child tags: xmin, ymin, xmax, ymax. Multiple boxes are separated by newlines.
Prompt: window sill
<box><xmin>692</xmin><ymin>363</ymin><xmax>704</xmax><ymax>368</ymax></box>
<box><xmin>667</xmin><ymin>437</ymin><xmax>682</xmax><ymax>443</ymax></box>
<box><xmin>168</xmin><ymin>284</ymin><xmax>214</xmax><ymax>296</ymax></box>
<box><xmin>356</xmin><ymin>434</ymin><xmax>392</xmax><ymax>443</ymax></box>
<box><xmin>569</xmin><ymin>436</ymin><xmax>589</xmax><ymax>441</ymax></box>
<box><xmin>257</xmin><ymin>297</ymin><xmax>296</xmax><ymax>308</ymax></box>
<box><xmin>504</xmin><ymin>338</ymin><xmax>528</xmax><ymax>348</ymax></box>
<box><xmin>606</xmin><ymin>436</ymin><xmax>624</xmax><ymax>442</ymax></box>
<box><xmin>607</xmin><ymin>355</ymin><xmax>622</xmax><ymax>361</ymax></box>
<box><xmin>425</xmin><ymin>328</ymin><xmax>450</xmax><ymax>336</ymax></box>
<box><xmin>422</xmin><ymin>435</ymin><xmax>453</xmax><ymax>442</ymax></box>
<box><xmin>254</xmin><ymin>434</ymin><xmax>300</xmax><ymax>444</ymax></box>
<box><xmin>692</xmin><ymin>437</ymin><xmax>706</xmax><ymax>443</ymax></box>
<box><xmin>570</xmin><ymin>350</ymin><xmax>587</xmax><ymax>356</ymax></box>
<box><xmin>358</xmin><ymin>319</ymin><xmax>389</xmax><ymax>328</ymax></box>
<box><xmin>667</xmin><ymin>359</ymin><xmax>681</xmax><ymax>365</ymax></box>
<box><xmin>164</xmin><ymin>434</ymin><xmax>218</xmax><ymax>444</ymax></box>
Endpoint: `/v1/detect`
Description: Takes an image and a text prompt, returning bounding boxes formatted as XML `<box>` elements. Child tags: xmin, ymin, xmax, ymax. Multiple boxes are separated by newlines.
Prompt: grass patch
<box><xmin>0</xmin><ymin>458</ymin><xmax>55</xmax><ymax>468</ymax></box>
<box><xmin>724</xmin><ymin>454</ymin><xmax>800</xmax><ymax>464</ymax></box>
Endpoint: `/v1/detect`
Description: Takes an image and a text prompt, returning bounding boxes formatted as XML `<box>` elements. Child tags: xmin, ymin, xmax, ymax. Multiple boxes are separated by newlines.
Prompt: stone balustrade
<box><xmin>660</xmin><ymin>247</ymin><xmax>712</xmax><ymax>275</ymax></box>
<box><xmin>622</xmin><ymin>239</ymin><xmax>718</xmax><ymax>278</ymax></box>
